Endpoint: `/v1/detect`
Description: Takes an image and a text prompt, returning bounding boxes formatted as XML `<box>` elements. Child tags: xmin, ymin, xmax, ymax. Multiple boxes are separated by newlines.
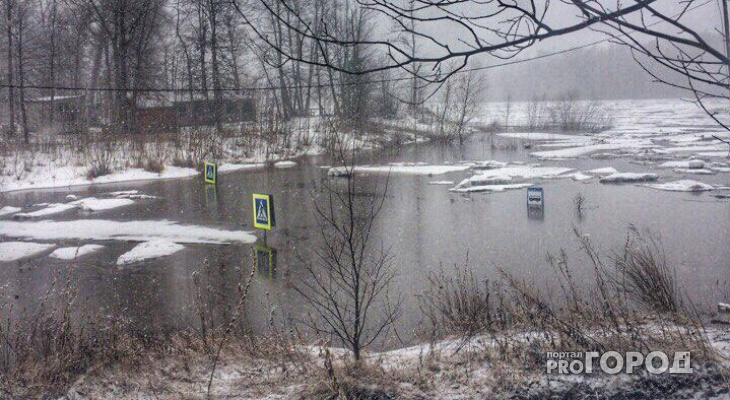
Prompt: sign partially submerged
<box><xmin>253</xmin><ymin>194</ymin><xmax>276</xmax><ymax>230</ymax></box>
<box><xmin>204</xmin><ymin>162</ymin><xmax>217</xmax><ymax>184</ymax></box>
<box><xmin>527</xmin><ymin>187</ymin><xmax>544</xmax><ymax>207</ymax></box>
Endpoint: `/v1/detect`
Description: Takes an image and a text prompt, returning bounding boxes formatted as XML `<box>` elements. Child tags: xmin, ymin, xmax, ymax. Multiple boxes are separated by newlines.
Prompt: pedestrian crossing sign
<box><xmin>204</xmin><ymin>162</ymin><xmax>217</xmax><ymax>184</ymax></box>
<box><xmin>253</xmin><ymin>193</ymin><xmax>275</xmax><ymax>230</ymax></box>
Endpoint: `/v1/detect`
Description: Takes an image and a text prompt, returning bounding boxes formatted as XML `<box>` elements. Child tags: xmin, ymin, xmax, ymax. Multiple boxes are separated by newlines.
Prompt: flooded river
<box><xmin>1</xmin><ymin>101</ymin><xmax>729</xmax><ymax>347</ymax></box>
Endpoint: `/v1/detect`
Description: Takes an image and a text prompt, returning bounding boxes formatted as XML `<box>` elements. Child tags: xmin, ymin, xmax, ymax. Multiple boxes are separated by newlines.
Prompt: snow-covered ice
<box><xmin>586</xmin><ymin>167</ymin><xmax>619</xmax><ymax>175</ymax></box>
<box><xmin>328</xmin><ymin>164</ymin><xmax>471</xmax><ymax>176</ymax></box>
<box><xmin>674</xmin><ymin>168</ymin><xmax>715</xmax><ymax>175</ymax></box>
<box><xmin>50</xmin><ymin>245</ymin><xmax>105</xmax><ymax>260</ymax></box>
<box><xmin>428</xmin><ymin>181</ymin><xmax>454</xmax><ymax>185</ymax></box>
<box><xmin>71</xmin><ymin>197</ymin><xmax>135</xmax><ymax>211</ymax></box>
<box><xmin>14</xmin><ymin>203</ymin><xmax>77</xmax><ymax>218</ymax></box>
<box><xmin>117</xmin><ymin>240</ymin><xmax>185</xmax><ymax>265</ymax></box>
<box><xmin>274</xmin><ymin>161</ymin><xmax>297</xmax><ymax>169</ymax></box>
<box><xmin>573</xmin><ymin>172</ymin><xmax>593</xmax><ymax>181</ymax></box>
<box><xmin>599</xmin><ymin>172</ymin><xmax>659</xmax><ymax>183</ymax></box>
<box><xmin>0</xmin><ymin>242</ymin><xmax>55</xmax><ymax>262</ymax></box>
<box><xmin>464</xmin><ymin>166</ymin><xmax>574</xmax><ymax>181</ymax></box>
<box><xmin>0</xmin><ymin>206</ymin><xmax>21</xmax><ymax>216</ymax></box>
<box><xmin>449</xmin><ymin>183</ymin><xmax>533</xmax><ymax>193</ymax></box>
<box><xmin>497</xmin><ymin>132</ymin><xmax>588</xmax><ymax>140</ymax></box>
<box><xmin>659</xmin><ymin>160</ymin><xmax>705</xmax><ymax>169</ymax></box>
<box><xmin>643</xmin><ymin>180</ymin><xmax>716</xmax><ymax>192</ymax></box>
<box><xmin>0</xmin><ymin>219</ymin><xmax>257</xmax><ymax>244</ymax></box>
<box><xmin>469</xmin><ymin>160</ymin><xmax>508</xmax><ymax>170</ymax></box>
<box><xmin>217</xmin><ymin>163</ymin><xmax>266</xmax><ymax>173</ymax></box>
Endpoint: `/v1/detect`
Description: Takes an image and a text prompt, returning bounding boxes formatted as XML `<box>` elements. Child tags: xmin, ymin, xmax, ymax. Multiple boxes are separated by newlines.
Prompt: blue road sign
<box><xmin>527</xmin><ymin>187</ymin><xmax>544</xmax><ymax>206</ymax></box>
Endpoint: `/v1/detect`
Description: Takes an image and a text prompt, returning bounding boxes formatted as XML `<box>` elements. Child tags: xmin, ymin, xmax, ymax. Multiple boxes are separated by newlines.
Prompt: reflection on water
<box><xmin>0</xmin><ymin>134</ymin><xmax>729</xmax><ymax>348</ymax></box>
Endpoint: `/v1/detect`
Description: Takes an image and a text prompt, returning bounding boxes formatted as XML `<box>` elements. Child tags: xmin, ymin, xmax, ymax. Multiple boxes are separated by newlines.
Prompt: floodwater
<box><xmin>1</xmin><ymin>101</ymin><xmax>730</xmax><ymax>347</ymax></box>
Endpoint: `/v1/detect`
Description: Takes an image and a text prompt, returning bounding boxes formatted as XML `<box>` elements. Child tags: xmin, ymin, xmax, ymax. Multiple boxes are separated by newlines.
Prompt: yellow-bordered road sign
<box><xmin>253</xmin><ymin>193</ymin><xmax>275</xmax><ymax>230</ymax></box>
<box><xmin>204</xmin><ymin>162</ymin><xmax>217</xmax><ymax>184</ymax></box>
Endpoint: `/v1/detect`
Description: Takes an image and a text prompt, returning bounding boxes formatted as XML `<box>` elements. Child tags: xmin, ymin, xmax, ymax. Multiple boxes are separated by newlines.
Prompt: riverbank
<box><xmin>0</xmin><ymin>117</ymin><xmax>432</xmax><ymax>193</ymax></box>
<box><xmin>14</xmin><ymin>324</ymin><xmax>728</xmax><ymax>400</ymax></box>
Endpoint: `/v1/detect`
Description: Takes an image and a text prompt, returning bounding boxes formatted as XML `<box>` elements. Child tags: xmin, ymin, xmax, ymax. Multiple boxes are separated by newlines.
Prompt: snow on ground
<box><xmin>0</xmin><ymin>242</ymin><xmax>55</xmax><ymax>262</ymax></box>
<box><xmin>0</xmin><ymin>165</ymin><xmax>199</xmax><ymax>193</ymax></box>
<box><xmin>49</xmin><ymin>245</ymin><xmax>105</xmax><ymax>260</ymax></box>
<box><xmin>449</xmin><ymin>183</ymin><xmax>533</xmax><ymax>193</ymax></box>
<box><xmin>0</xmin><ymin>206</ymin><xmax>21</xmax><ymax>216</ymax></box>
<box><xmin>14</xmin><ymin>203</ymin><xmax>78</xmax><ymax>218</ymax></box>
<box><xmin>117</xmin><ymin>240</ymin><xmax>185</xmax><ymax>265</ymax></box>
<box><xmin>643</xmin><ymin>180</ymin><xmax>717</xmax><ymax>192</ymax></box>
<box><xmin>273</xmin><ymin>161</ymin><xmax>297</xmax><ymax>168</ymax></box>
<box><xmin>328</xmin><ymin>163</ymin><xmax>472</xmax><ymax>176</ymax></box>
<box><xmin>0</xmin><ymin>219</ymin><xmax>257</xmax><ymax>244</ymax></box>
<box><xmin>70</xmin><ymin>197</ymin><xmax>135</xmax><ymax>211</ymax></box>
<box><xmin>600</xmin><ymin>172</ymin><xmax>659</xmax><ymax>183</ymax></box>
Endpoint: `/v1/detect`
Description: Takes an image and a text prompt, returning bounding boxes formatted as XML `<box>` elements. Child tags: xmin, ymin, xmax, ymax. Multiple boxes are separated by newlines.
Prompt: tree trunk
<box><xmin>5</xmin><ymin>0</ymin><xmax>15</xmax><ymax>137</ymax></box>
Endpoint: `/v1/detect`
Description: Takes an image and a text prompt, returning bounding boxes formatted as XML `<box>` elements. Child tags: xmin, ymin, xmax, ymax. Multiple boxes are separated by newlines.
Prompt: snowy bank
<box><xmin>0</xmin><ymin>219</ymin><xmax>256</xmax><ymax>244</ymax></box>
<box><xmin>0</xmin><ymin>166</ymin><xmax>199</xmax><ymax>193</ymax></box>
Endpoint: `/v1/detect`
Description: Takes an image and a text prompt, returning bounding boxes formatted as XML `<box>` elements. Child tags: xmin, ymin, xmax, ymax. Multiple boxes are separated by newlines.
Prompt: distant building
<box><xmin>27</xmin><ymin>95</ymin><xmax>87</xmax><ymax>135</ymax></box>
<box><xmin>134</xmin><ymin>93</ymin><xmax>256</xmax><ymax>133</ymax></box>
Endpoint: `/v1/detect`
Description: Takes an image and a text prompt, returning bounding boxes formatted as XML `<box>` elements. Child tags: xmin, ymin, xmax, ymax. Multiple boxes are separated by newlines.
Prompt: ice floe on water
<box><xmin>0</xmin><ymin>242</ymin><xmax>55</xmax><ymax>262</ymax></box>
<box><xmin>659</xmin><ymin>160</ymin><xmax>705</xmax><ymax>169</ymax></box>
<box><xmin>531</xmin><ymin>141</ymin><xmax>655</xmax><ymax>160</ymax></box>
<box><xmin>600</xmin><ymin>172</ymin><xmax>659</xmax><ymax>183</ymax></box>
<box><xmin>50</xmin><ymin>245</ymin><xmax>105</xmax><ymax>260</ymax></box>
<box><xmin>573</xmin><ymin>172</ymin><xmax>593</xmax><ymax>182</ymax></box>
<box><xmin>117</xmin><ymin>240</ymin><xmax>185</xmax><ymax>265</ymax></box>
<box><xmin>274</xmin><ymin>160</ymin><xmax>297</xmax><ymax>169</ymax></box>
<box><xmin>14</xmin><ymin>203</ymin><xmax>78</xmax><ymax>218</ymax></box>
<box><xmin>0</xmin><ymin>206</ymin><xmax>21</xmax><ymax>216</ymax></box>
<box><xmin>586</xmin><ymin>167</ymin><xmax>619</xmax><ymax>175</ymax></box>
<box><xmin>428</xmin><ymin>181</ymin><xmax>454</xmax><ymax>185</ymax></box>
<box><xmin>328</xmin><ymin>163</ymin><xmax>471</xmax><ymax>176</ymax></box>
<box><xmin>70</xmin><ymin>197</ymin><xmax>135</xmax><ymax>211</ymax></box>
<box><xmin>674</xmin><ymin>168</ymin><xmax>715</xmax><ymax>175</ymax></box>
<box><xmin>497</xmin><ymin>132</ymin><xmax>588</xmax><ymax>140</ymax></box>
<box><xmin>449</xmin><ymin>183</ymin><xmax>533</xmax><ymax>193</ymax></box>
<box><xmin>217</xmin><ymin>163</ymin><xmax>266</xmax><ymax>173</ymax></box>
<box><xmin>643</xmin><ymin>180</ymin><xmax>716</xmax><ymax>192</ymax></box>
<box><xmin>0</xmin><ymin>219</ymin><xmax>256</xmax><ymax>244</ymax></box>
<box><xmin>465</xmin><ymin>165</ymin><xmax>574</xmax><ymax>180</ymax></box>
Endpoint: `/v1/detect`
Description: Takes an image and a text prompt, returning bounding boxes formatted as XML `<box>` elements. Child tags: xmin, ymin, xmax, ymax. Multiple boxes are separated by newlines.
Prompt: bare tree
<box><xmin>237</xmin><ymin>0</ymin><xmax>657</xmax><ymax>83</ymax></box>
<box><xmin>295</xmin><ymin>151</ymin><xmax>400</xmax><ymax>361</ymax></box>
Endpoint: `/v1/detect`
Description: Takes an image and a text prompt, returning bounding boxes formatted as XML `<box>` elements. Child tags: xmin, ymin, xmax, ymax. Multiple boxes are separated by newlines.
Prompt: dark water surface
<box><xmin>1</xmin><ymin>134</ymin><xmax>729</xmax><ymax>347</ymax></box>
